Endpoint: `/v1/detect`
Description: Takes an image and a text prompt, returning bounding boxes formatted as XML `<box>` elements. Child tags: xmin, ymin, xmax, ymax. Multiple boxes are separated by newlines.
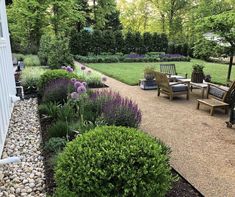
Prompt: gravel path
<box><xmin>89</xmin><ymin>68</ymin><xmax>235</xmax><ymax>197</ymax></box>
<box><xmin>0</xmin><ymin>98</ymin><xmax>46</xmax><ymax>197</ymax></box>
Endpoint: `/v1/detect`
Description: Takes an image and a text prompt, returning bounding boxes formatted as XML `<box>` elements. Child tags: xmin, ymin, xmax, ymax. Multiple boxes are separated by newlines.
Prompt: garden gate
<box><xmin>0</xmin><ymin>0</ymin><xmax>16</xmax><ymax>156</ymax></box>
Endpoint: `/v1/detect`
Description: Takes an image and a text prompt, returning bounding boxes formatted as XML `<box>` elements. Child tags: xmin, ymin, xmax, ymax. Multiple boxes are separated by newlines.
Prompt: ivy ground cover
<box><xmin>88</xmin><ymin>59</ymin><xmax>235</xmax><ymax>85</ymax></box>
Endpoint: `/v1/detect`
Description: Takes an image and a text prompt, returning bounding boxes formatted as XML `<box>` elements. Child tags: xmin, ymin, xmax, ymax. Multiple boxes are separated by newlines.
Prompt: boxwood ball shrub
<box><xmin>55</xmin><ymin>126</ymin><xmax>174</xmax><ymax>196</ymax></box>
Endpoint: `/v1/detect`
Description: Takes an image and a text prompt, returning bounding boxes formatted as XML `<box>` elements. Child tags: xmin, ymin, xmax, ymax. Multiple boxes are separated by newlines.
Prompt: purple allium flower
<box><xmin>74</xmin><ymin>81</ymin><xmax>82</xmax><ymax>89</ymax></box>
<box><xmin>66</xmin><ymin>66</ymin><xmax>74</xmax><ymax>72</ymax></box>
<box><xmin>70</xmin><ymin>92</ymin><xmax>80</xmax><ymax>100</ymax></box>
<box><xmin>77</xmin><ymin>85</ymin><xmax>86</xmax><ymax>94</ymax></box>
<box><xmin>71</xmin><ymin>78</ymin><xmax>77</xmax><ymax>84</ymax></box>
<box><xmin>81</xmin><ymin>65</ymin><xmax>86</xmax><ymax>70</ymax></box>
<box><xmin>101</xmin><ymin>76</ymin><xmax>107</xmax><ymax>82</ymax></box>
<box><xmin>82</xmin><ymin>82</ymin><xmax>87</xmax><ymax>87</ymax></box>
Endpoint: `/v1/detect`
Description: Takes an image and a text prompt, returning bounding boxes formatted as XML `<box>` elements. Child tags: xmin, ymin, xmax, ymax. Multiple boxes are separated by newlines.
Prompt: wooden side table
<box><xmin>178</xmin><ymin>79</ymin><xmax>208</xmax><ymax>98</ymax></box>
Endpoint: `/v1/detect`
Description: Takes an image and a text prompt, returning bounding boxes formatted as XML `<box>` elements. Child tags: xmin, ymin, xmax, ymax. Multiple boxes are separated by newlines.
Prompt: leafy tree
<box><xmin>75</xmin><ymin>0</ymin><xmax>92</xmax><ymax>31</ymax></box>
<box><xmin>46</xmin><ymin>0</ymin><xmax>85</xmax><ymax>37</ymax></box>
<box><xmin>104</xmin><ymin>10</ymin><xmax>123</xmax><ymax>31</ymax></box>
<box><xmin>7</xmin><ymin>0</ymin><xmax>47</xmax><ymax>53</ymax></box>
<box><xmin>91</xmin><ymin>0</ymin><xmax>117</xmax><ymax>29</ymax></box>
<box><xmin>196</xmin><ymin>11</ymin><xmax>235</xmax><ymax>80</ymax></box>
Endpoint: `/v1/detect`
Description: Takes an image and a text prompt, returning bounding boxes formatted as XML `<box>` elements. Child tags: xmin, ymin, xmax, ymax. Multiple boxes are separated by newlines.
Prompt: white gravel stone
<box><xmin>0</xmin><ymin>99</ymin><xmax>46</xmax><ymax>196</ymax></box>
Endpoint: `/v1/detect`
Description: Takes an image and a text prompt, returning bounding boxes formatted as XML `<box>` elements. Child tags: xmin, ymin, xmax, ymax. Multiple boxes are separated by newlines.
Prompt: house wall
<box><xmin>0</xmin><ymin>0</ymin><xmax>16</xmax><ymax>156</ymax></box>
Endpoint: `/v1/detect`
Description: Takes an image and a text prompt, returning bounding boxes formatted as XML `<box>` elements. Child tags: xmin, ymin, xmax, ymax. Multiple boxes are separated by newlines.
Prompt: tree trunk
<box><xmin>227</xmin><ymin>55</ymin><xmax>234</xmax><ymax>81</ymax></box>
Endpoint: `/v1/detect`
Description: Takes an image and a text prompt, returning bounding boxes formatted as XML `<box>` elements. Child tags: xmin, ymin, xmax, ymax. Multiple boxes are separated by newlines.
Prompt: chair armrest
<box><xmin>169</xmin><ymin>81</ymin><xmax>190</xmax><ymax>86</ymax></box>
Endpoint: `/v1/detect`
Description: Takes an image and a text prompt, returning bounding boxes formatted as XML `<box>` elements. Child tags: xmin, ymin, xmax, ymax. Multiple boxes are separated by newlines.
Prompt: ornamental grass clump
<box><xmin>55</xmin><ymin>126</ymin><xmax>174</xmax><ymax>197</ymax></box>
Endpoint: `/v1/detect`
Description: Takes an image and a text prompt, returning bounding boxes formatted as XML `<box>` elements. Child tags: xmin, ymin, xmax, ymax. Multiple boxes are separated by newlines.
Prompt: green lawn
<box><xmin>88</xmin><ymin>59</ymin><xmax>235</xmax><ymax>85</ymax></box>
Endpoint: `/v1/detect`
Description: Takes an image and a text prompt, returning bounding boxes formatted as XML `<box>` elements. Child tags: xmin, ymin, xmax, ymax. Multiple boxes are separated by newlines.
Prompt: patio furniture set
<box><xmin>141</xmin><ymin>64</ymin><xmax>235</xmax><ymax>117</ymax></box>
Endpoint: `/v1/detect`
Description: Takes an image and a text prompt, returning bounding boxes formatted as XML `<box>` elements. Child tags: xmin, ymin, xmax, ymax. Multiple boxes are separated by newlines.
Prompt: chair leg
<box><xmin>186</xmin><ymin>92</ymin><xmax>189</xmax><ymax>100</ymax></box>
<box><xmin>225</xmin><ymin>107</ymin><xmax>228</xmax><ymax>114</ymax></box>
<box><xmin>157</xmin><ymin>88</ymin><xmax>160</xmax><ymax>96</ymax></box>
<box><xmin>210</xmin><ymin>107</ymin><xmax>214</xmax><ymax>116</ymax></box>
<box><xmin>197</xmin><ymin>101</ymin><xmax>200</xmax><ymax>109</ymax></box>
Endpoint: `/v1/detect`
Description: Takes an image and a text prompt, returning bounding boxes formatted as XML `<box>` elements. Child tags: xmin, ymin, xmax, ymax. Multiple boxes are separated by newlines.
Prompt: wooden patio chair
<box><xmin>155</xmin><ymin>71</ymin><xmax>190</xmax><ymax>101</ymax></box>
<box><xmin>197</xmin><ymin>81</ymin><xmax>235</xmax><ymax>116</ymax></box>
<box><xmin>160</xmin><ymin>64</ymin><xmax>187</xmax><ymax>78</ymax></box>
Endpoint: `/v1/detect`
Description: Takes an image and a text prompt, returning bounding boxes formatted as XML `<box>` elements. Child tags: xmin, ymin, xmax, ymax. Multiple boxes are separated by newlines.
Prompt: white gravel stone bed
<box><xmin>0</xmin><ymin>98</ymin><xmax>46</xmax><ymax>197</ymax></box>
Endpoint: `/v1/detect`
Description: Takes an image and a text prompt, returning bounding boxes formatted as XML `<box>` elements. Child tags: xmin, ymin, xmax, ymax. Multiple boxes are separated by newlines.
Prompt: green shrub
<box><xmin>52</xmin><ymin>188</ymin><xmax>77</xmax><ymax>197</ymax></box>
<box><xmin>38</xmin><ymin>34</ymin><xmax>52</xmax><ymax>66</ymax></box>
<box><xmin>23</xmin><ymin>55</ymin><xmax>41</xmax><ymax>67</ymax></box>
<box><xmin>48</xmin><ymin>121</ymin><xmax>71</xmax><ymax>138</ymax></box>
<box><xmin>39</xmin><ymin>69</ymin><xmax>82</xmax><ymax>91</ymax></box>
<box><xmin>48</xmin><ymin>37</ymin><xmax>74</xmax><ymax>69</ymax></box>
<box><xmin>38</xmin><ymin>102</ymin><xmax>59</xmax><ymax>120</ymax></box>
<box><xmin>20</xmin><ymin>67</ymin><xmax>45</xmax><ymax>92</ymax></box>
<box><xmin>45</xmin><ymin>137</ymin><xmax>67</xmax><ymax>153</ymax></box>
<box><xmin>55</xmin><ymin>126</ymin><xmax>174</xmax><ymax>196</ymax></box>
<box><xmin>14</xmin><ymin>53</ymin><xmax>25</xmax><ymax>61</ymax></box>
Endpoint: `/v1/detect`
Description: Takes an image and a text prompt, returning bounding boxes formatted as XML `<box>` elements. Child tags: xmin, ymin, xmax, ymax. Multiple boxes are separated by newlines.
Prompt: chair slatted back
<box><xmin>155</xmin><ymin>72</ymin><xmax>170</xmax><ymax>90</ymax></box>
<box><xmin>207</xmin><ymin>81</ymin><xmax>235</xmax><ymax>103</ymax></box>
<box><xmin>224</xmin><ymin>81</ymin><xmax>235</xmax><ymax>103</ymax></box>
<box><xmin>160</xmin><ymin>64</ymin><xmax>177</xmax><ymax>75</ymax></box>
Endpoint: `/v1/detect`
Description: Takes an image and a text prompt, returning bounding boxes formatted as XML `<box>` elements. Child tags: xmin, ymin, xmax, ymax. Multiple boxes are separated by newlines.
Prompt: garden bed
<box><xmin>38</xmin><ymin>101</ymin><xmax>202</xmax><ymax>197</ymax></box>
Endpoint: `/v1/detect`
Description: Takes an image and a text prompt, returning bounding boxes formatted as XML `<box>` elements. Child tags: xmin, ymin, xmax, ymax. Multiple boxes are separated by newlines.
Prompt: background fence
<box><xmin>0</xmin><ymin>0</ymin><xmax>16</xmax><ymax>156</ymax></box>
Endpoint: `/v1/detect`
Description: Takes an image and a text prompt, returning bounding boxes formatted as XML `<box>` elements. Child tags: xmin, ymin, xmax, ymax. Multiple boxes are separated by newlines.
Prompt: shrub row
<box><xmin>74</xmin><ymin>54</ymin><xmax>190</xmax><ymax>63</ymax></box>
<box><xmin>70</xmin><ymin>30</ymin><xmax>168</xmax><ymax>55</ymax></box>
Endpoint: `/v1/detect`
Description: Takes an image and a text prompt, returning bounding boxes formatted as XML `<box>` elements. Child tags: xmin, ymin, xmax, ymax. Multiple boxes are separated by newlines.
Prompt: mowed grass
<box><xmin>88</xmin><ymin>59</ymin><xmax>235</xmax><ymax>85</ymax></box>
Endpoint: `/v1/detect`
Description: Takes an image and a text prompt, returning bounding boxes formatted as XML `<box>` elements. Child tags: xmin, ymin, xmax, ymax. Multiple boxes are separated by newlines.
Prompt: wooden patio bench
<box><xmin>197</xmin><ymin>81</ymin><xmax>235</xmax><ymax>116</ymax></box>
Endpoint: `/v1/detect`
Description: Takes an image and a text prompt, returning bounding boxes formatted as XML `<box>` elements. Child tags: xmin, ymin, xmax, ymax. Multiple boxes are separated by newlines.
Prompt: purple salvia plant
<box><xmin>89</xmin><ymin>90</ymin><xmax>141</xmax><ymax>128</ymax></box>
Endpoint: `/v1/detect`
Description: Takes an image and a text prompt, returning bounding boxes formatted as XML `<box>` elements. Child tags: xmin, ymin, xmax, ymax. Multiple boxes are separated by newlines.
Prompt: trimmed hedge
<box><xmin>55</xmin><ymin>126</ymin><xmax>174</xmax><ymax>196</ymax></box>
<box><xmin>74</xmin><ymin>54</ymin><xmax>190</xmax><ymax>63</ymax></box>
<box><xmin>70</xmin><ymin>30</ymin><xmax>169</xmax><ymax>55</ymax></box>
<box><xmin>39</xmin><ymin>69</ymin><xmax>83</xmax><ymax>91</ymax></box>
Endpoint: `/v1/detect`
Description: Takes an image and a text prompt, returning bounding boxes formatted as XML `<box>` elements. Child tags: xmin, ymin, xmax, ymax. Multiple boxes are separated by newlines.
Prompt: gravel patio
<box><xmin>101</xmin><ymin>73</ymin><xmax>235</xmax><ymax>197</ymax></box>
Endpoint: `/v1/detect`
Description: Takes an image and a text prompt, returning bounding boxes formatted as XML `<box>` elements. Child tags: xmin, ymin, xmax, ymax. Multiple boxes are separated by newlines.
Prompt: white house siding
<box><xmin>0</xmin><ymin>0</ymin><xmax>16</xmax><ymax>156</ymax></box>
